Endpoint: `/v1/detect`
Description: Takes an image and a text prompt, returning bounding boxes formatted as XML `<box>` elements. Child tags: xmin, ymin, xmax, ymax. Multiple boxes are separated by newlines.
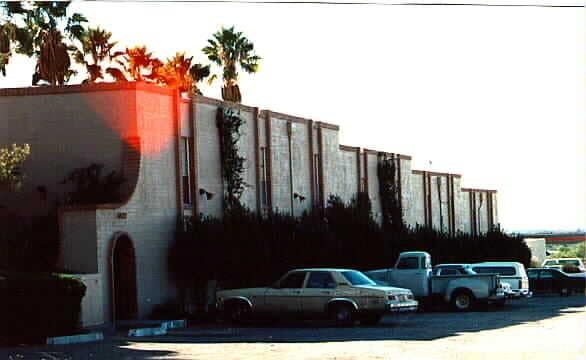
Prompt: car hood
<box><xmin>354</xmin><ymin>284</ymin><xmax>412</xmax><ymax>294</ymax></box>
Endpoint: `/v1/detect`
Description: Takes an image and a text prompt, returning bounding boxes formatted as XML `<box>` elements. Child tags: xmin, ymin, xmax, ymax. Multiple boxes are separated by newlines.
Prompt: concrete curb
<box><xmin>126</xmin><ymin>319</ymin><xmax>187</xmax><ymax>337</ymax></box>
<box><xmin>46</xmin><ymin>332</ymin><xmax>104</xmax><ymax>345</ymax></box>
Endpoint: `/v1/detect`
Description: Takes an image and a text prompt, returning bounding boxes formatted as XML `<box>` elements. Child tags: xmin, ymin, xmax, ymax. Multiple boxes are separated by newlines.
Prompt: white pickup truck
<box><xmin>365</xmin><ymin>251</ymin><xmax>505</xmax><ymax>311</ymax></box>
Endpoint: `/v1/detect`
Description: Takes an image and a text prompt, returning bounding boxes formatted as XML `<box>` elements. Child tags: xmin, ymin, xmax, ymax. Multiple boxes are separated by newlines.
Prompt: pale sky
<box><xmin>1</xmin><ymin>0</ymin><xmax>584</xmax><ymax>232</ymax></box>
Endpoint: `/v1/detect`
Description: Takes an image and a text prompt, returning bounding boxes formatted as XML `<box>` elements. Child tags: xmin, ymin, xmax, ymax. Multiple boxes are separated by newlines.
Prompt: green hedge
<box><xmin>169</xmin><ymin>194</ymin><xmax>531</xmax><ymax>297</ymax></box>
<box><xmin>0</xmin><ymin>271</ymin><xmax>86</xmax><ymax>338</ymax></box>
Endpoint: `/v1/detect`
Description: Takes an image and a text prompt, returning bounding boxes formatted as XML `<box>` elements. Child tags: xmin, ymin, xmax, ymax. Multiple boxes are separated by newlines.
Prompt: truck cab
<box><xmin>366</xmin><ymin>251</ymin><xmax>505</xmax><ymax>311</ymax></box>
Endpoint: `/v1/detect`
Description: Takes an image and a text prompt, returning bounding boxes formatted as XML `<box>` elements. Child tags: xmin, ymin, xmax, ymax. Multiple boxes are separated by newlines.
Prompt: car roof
<box><xmin>289</xmin><ymin>268</ymin><xmax>356</xmax><ymax>272</ymax></box>
<box><xmin>434</xmin><ymin>264</ymin><xmax>471</xmax><ymax>267</ymax></box>
<box><xmin>473</xmin><ymin>262</ymin><xmax>523</xmax><ymax>267</ymax></box>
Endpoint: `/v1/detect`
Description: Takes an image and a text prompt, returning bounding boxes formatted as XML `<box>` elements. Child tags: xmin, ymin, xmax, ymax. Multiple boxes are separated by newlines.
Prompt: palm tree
<box><xmin>202</xmin><ymin>26</ymin><xmax>261</xmax><ymax>102</ymax></box>
<box><xmin>0</xmin><ymin>1</ymin><xmax>87</xmax><ymax>84</ymax></box>
<box><xmin>73</xmin><ymin>26</ymin><xmax>124</xmax><ymax>83</ymax></box>
<box><xmin>36</xmin><ymin>28</ymin><xmax>70</xmax><ymax>85</ymax></box>
<box><xmin>116</xmin><ymin>45</ymin><xmax>161</xmax><ymax>83</ymax></box>
<box><xmin>0</xmin><ymin>22</ymin><xmax>17</xmax><ymax>76</ymax></box>
<box><xmin>156</xmin><ymin>52</ymin><xmax>211</xmax><ymax>94</ymax></box>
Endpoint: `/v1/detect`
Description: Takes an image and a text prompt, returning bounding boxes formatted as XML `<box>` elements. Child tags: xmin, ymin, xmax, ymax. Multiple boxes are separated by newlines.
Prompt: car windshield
<box><xmin>558</xmin><ymin>260</ymin><xmax>579</xmax><ymax>266</ymax></box>
<box><xmin>341</xmin><ymin>271</ymin><xmax>376</xmax><ymax>286</ymax></box>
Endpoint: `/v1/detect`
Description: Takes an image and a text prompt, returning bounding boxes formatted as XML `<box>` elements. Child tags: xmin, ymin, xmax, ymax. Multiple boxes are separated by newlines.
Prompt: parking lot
<box><xmin>2</xmin><ymin>294</ymin><xmax>585</xmax><ymax>359</ymax></box>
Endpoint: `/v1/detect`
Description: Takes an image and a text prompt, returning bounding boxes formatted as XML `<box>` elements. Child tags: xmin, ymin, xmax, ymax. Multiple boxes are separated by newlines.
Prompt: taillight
<box><xmin>388</xmin><ymin>295</ymin><xmax>397</xmax><ymax>301</ymax></box>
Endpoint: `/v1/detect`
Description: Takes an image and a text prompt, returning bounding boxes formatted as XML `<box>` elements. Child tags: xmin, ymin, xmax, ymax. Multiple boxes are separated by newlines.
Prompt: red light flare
<box><xmin>80</xmin><ymin>87</ymin><xmax>177</xmax><ymax>159</ymax></box>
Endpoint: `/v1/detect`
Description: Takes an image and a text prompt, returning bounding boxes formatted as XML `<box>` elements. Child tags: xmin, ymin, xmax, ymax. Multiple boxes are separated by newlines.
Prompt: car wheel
<box><xmin>224</xmin><ymin>301</ymin><xmax>251</xmax><ymax>324</ymax></box>
<box><xmin>361</xmin><ymin>314</ymin><xmax>382</xmax><ymax>326</ymax></box>
<box><xmin>330</xmin><ymin>303</ymin><xmax>355</xmax><ymax>326</ymax></box>
<box><xmin>451</xmin><ymin>290</ymin><xmax>474</xmax><ymax>312</ymax></box>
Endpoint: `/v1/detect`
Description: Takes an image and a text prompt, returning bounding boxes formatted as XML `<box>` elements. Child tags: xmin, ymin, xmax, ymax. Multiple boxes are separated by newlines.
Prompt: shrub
<box><xmin>0</xmin><ymin>214</ymin><xmax>60</xmax><ymax>272</ymax></box>
<box><xmin>169</xmin><ymin>194</ymin><xmax>532</xmax><ymax>312</ymax></box>
<box><xmin>0</xmin><ymin>272</ymin><xmax>86</xmax><ymax>338</ymax></box>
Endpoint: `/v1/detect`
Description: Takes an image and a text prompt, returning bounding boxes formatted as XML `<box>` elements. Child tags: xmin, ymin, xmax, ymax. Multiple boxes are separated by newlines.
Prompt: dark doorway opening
<box><xmin>112</xmin><ymin>234</ymin><xmax>138</xmax><ymax>321</ymax></box>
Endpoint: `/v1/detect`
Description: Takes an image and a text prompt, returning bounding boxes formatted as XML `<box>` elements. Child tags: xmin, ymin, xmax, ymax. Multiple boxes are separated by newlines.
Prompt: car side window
<box><xmin>279</xmin><ymin>272</ymin><xmax>307</xmax><ymax>288</ymax></box>
<box><xmin>539</xmin><ymin>271</ymin><xmax>553</xmax><ymax>279</ymax></box>
<box><xmin>306</xmin><ymin>272</ymin><xmax>336</xmax><ymax>289</ymax></box>
<box><xmin>397</xmin><ymin>257</ymin><xmax>419</xmax><ymax>269</ymax></box>
<box><xmin>527</xmin><ymin>271</ymin><xmax>538</xmax><ymax>280</ymax></box>
<box><xmin>440</xmin><ymin>269</ymin><xmax>458</xmax><ymax>276</ymax></box>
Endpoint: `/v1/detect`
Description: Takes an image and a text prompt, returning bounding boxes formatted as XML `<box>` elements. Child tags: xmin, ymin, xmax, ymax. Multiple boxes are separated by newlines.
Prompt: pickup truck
<box><xmin>365</xmin><ymin>251</ymin><xmax>505</xmax><ymax>311</ymax></box>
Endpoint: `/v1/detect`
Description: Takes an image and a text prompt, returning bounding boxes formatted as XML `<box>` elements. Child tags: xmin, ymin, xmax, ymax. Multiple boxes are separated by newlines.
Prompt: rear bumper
<box><xmin>387</xmin><ymin>299</ymin><xmax>419</xmax><ymax>313</ymax></box>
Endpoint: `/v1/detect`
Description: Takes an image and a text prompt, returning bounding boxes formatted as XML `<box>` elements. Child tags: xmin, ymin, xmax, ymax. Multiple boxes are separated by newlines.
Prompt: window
<box><xmin>527</xmin><ymin>270</ymin><xmax>539</xmax><ymax>280</ymax></box>
<box><xmin>279</xmin><ymin>272</ymin><xmax>306</xmax><ymax>288</ymax></box>
<box><xmin>539</xmin><ymin>270</ymin><xmax>554</xmax><ymax>279</ymax></box>
<box><xmin>472</xmin><ymin>266</ymin><xmax>516</xmax><ymax>276</ymax></box>
<box><xmin>260</xmin><ymin>147</ymin><xmax>269</xmax><ymax>208</ymax></box>
<box><xmin>306</xmin><ymin>272</ymin><xmax>336</xmax><ymax>289</ymax></box>
<box><xmin>341</xmin><ymin>271</ymin><xmax>376</xmax><ymax>286</ymax></box>
<box><xmin>441</xmin><ymin>269</ymin><xmax>458</xmax><ymax>276</ymax></box>
<box><xmin>181</xmin><ymin>137</ymin><xmax>191</xmax><ymax>205</ymax></box>
<box><xmin>397</xmin><ymin>257</ymin><xmax>419</xmax><ymax>270</ymax></box>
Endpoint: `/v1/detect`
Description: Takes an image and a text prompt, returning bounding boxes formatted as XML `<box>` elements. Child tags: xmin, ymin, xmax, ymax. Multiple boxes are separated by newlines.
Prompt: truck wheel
<box><xmin>451</xmin><ymin>290</ymin><xmax>474</xmax><ymax>312</ymax></box>
<box><xmin>330</xmin><ymin>303</ymin><xmax>355</xmax><ymax>326</ymax></box>
<box><xmin>224</xmin><ymin>301</ymin><xmax>251</xmax><ymax>324</ymax></box>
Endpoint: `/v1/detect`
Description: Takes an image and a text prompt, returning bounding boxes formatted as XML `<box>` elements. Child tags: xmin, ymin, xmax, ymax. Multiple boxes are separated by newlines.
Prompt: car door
<box><xmin>392</xmin><ymin>255</ymin><xmax>431</xmax><ymax>297</ymax></box>
<box><xmin>539</xmin><ymin>270</ymin><xmax>554</xmax><ymax>293</ymax></box>
<box><xmin>300</xmin><ymin>271</ymin><xmax>337</xmax><ymax>316</ymax></box>
<box><xmin>527</xmin><ymin>270</ymin><xmax>540</xmax><ymax>292</ymax></box>
<box><xmin>263</xmin><ymin>271</ymin><xmax>306</xmax><ymax>317</ymax></box>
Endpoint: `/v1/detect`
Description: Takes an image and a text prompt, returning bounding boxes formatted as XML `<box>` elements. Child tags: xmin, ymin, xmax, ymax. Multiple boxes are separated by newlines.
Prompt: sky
<box><xmin>0</xmin><ymin>0</ymin><xmax>584</xmax><ymax>232</ymax></box>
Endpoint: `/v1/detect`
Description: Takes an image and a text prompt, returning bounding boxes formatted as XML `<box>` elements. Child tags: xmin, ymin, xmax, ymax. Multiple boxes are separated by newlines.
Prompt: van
<box><xmin>471</xmin><ymin>262</ymin><xmax>531</xmax><ymax>298</ymax></box>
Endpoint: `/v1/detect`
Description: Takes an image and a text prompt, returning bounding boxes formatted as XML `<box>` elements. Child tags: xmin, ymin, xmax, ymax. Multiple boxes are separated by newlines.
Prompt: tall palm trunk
<box><xmin>37</xmin><ymin>29</ymin><xmax>70</xmax><ymax>85</ymax></box>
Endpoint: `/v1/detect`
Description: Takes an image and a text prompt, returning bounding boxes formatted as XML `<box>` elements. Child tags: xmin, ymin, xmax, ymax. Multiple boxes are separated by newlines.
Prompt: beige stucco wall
<box><xmin>60</xmin><ymin>87</ymin><xmax>179</xmax><ymax>321</ymax></box>
<box><xmin>0</xmin><ymin>89</ymin><xmax>136</xmax><ymax>216</ymax></box>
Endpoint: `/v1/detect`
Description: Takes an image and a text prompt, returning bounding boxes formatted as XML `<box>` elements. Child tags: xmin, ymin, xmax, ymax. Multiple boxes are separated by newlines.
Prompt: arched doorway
<box><xmin>110</xmin><ymin>233</ymin><xmax>138</xmax><ymax>321</ymax></box>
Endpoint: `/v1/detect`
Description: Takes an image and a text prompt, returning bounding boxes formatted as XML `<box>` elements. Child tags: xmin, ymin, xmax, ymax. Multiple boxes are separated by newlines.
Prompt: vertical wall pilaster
<box><xmin>189</xmin><ymin>98</ymin><xmax>199</xmax><ymax>216</ymax></box>
<box><xmin>253</xmin><ymin>107</ymin><xmax>261</xmax><ymax>213</ymax></box>
<box><xmin>265</xmin><ymin>111</ymin><xmax>273</xmax><ymax>212</ymax></box>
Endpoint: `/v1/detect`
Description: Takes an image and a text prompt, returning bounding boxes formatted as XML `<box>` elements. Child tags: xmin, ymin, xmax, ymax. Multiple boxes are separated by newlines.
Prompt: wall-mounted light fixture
<box><xmin>293</xmin><ymin>192</ymin><xmax>306</xmax><ymax>202</ymax></box>
<box><xmin>199</xmin><ymin>188</ymin><xmax>215</xmax><ymax>200</ymax></box>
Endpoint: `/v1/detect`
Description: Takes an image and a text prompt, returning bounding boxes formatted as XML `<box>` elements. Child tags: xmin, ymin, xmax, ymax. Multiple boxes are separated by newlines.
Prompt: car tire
<box><xmin>330</xmin><ymin>303</ymin><xmax>355</xmax><ymax>326</ymax></box>
<box><xmin>451</xmin><ymin>290</ymin><xmax>474</xmax><ymax>312</ymax></box>
<box><xmin>224</xmin><ymin>301</ymin><xmax>251</xmax><ymax>324</ymax></box>
<box><xmin>361</xmin><ymin>314</ymin><xmax>382</xmax><ymax>326</ymax></box>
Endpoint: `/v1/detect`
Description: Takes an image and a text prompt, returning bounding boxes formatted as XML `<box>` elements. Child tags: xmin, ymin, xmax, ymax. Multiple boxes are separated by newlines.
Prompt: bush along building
<box><xmin>0</xmin><ymin>82</ymin><xmax>498</xmax><ymax>324</ymax></box>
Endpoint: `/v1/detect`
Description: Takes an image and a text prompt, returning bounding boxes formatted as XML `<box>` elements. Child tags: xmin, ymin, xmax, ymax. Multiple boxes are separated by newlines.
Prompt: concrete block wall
<box><xmin>337</xmin><ymin>146</ymin><xmax>360</xmax><ymax>204</ymax></box>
